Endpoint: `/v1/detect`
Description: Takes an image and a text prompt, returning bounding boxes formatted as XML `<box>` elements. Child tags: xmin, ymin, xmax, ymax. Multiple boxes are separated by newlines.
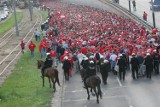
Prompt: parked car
<box><xmin>150</xmin><ymin>0</ymin><xmax>160</xmax><ymax>11</ymax></box>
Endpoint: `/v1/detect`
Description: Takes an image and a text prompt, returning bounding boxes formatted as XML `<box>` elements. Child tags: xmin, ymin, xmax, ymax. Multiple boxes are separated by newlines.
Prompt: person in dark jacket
<box><xmin>130</xmin><ymin>53</ymin><xmax>139</xmax><ymax>79</ymax></box>
<box><xmin>81</xmin><ymin>57</ymin><xmax>89</xmax><ymax>70</ymax></box>
<box><xmin>153</xmin><ymin>50</ymin><xmax>160</xmax><ymax>74</ymax></box>
<box><xmin>144</xmin><ymin>53</ymin><xmax>153</xmax><ymax>79</ymax></box>
<box><xmin>100</xmin><ymin>59</ymin><xmax>110</xmax><ymax>84</ymax></box>
<box><xmin>117</xmin><ymin>54</ymin><xmax>126</xmax><ymax>80</ymax></box>
<box><xmin>41</xmin><ymin>53</ymin><xmax>53</xmax><ymax>76</ymax></box>
<box><xmin>62</xmin><ymin>56</ymin><xmax>71</xmax><ymax>80</ymax></box>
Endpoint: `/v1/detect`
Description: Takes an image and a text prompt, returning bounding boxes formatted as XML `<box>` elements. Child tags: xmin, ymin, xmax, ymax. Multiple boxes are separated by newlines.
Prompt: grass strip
<box><xmin>0</xmin><ymin>10</ymin><xmax>53</xmax><ymax>107</ymax></box>
<box><xmin>0</xmin><ymin>12</ymin><xmax>23</xmax><ymax>36</ymax></box>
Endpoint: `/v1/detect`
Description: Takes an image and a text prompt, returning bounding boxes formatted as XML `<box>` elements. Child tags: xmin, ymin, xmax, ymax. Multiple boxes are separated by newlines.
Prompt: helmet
<box><xmin>89</xmin><ymin>55</ymin><xmax>94</xmax><ymax>59</ymax></box>
<box><xmin>153</xmin><ymin>49</ymin><xmax>157</xmax><ymax>52</ymax></box>
<box><xmin>104</xmin><ymin>60</ymin><xmax>109</xmax><ymax>63</ymax></box>
<box><xmin>119</xmin><ymin>54</ymin><xmax>123</xmax><ymax>57</ymax></box>
<box><xmin>46</xmin><ymin>53</ymin><xmax>50</xmax><ymax>55</ymax></box>
<box><xmin>132</xmin><ymin>53</ymin><xmax>136</xmax><ymax>56</ymax></box>
<box><xmin>89</xmin><ymin>60</ymin><xmax>94</xmax><ymax>64</ymax></box>
<box><xmin>84</xmin><ymin>57</ymin><xmax>88</xmax><ymax>60</ymax></box>
<box><xmin>64</xmin><ymin>56</ymin><xmax>68</xmax><ymax>60</ymax></box>
<box><xmin>146</xmin><ymin>53</ymin><xmax>150</xmax><ymax>56</ymax></box>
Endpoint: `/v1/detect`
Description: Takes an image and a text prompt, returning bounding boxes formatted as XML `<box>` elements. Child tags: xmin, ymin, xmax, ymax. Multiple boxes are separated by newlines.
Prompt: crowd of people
<box><xmin>26</xmin><ymin>1</ymin><xmax>160</xmax><ymax>85</ymax></box>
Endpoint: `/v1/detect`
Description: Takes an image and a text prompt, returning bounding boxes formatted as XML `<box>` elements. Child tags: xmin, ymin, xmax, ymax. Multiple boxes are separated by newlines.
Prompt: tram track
<box><xmin>0</xmin><ymin>8</ymin><xmax>43</xmax><ymax>85</ymax></box>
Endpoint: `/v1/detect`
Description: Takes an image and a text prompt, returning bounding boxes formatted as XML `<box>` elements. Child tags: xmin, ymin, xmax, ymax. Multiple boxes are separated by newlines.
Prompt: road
<box><xmin>51</xmin><ymin>0</ymin><xmax>160</xmax><ymax>107</ymax></box>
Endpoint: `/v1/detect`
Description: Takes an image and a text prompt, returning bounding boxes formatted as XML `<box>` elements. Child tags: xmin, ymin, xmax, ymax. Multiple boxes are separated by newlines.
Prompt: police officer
<box><xmin>117</xmin><ymin>54</ymin><xmax>126</xmax><ymax>80</ymax></box>
<box><xmin>81</xmin><ymin>57</ymin><xmax>89</xmax><ymax>70</ymax></box>
<box><xmin>153</xmin><ymin>50</ymin><xmax>160</xmax><ymax>74</ymax></box>
<box><xmin>62</xmin><ymin>56</ymin><xmax>71</xmax><ymax>81</ymax></box>
<box><xmin>130</xmin><ymin>53</ymin><xmax>139</xmax><ymax>79</ymax></box>
<box><xmin>144</xmin><ymin>53</ymin><xmax>153</xmax><ymax>79</ymax></box>
<box><xmin>100</xmin><ymin>59</ymin><xmax>110</xmax><ymax>84</ymax></box>
<box><xmin>41</xmin><ymin>53</ymin><xmax>53</xmax><ymax>77</ymax></box>
<box><xmin>83</xmin><ymin>61</ymin><xmax>96</xmax><ymax>88</ymax></box>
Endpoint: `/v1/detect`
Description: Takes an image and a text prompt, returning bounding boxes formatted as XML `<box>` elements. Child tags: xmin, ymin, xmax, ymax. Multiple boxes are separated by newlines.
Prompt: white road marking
<box><xmin>116</xmin><ymin>77</ymin><xmax>123</xmax><ymax>87</ymax></box>
<box><xmin>63</xmin><ymin>95</ymin><xmax>126</xmax><ymax>102</ymax></box>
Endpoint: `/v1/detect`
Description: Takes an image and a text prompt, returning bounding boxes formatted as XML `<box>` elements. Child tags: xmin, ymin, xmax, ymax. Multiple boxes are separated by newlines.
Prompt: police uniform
<box><xmin>100</xmin><ymin>60</ymin><xmax>110</xmax><ymax>84</ymax></box>
<box><xmin>117</xmin><ymin>54</ymin><xmax>126</xmax><ymax>80</ymax></box>
<box><xmin>62</xmin><ymin>57</ymin><xmax>71</xmax><ymax>80</ymax></box>
<box><xmin>41</xmin><ymin>53</ymin><xmax>52</xmax><ymax>76</ymax></box>
<box><xmin>153</xmin><ymin>50</ymin><xmax>160</xmax><ymax>74</ymax></box>
<box><xmin>144</xmin><ymin>53</ymin><xmax>153</xmax><ymax>79</ymax></box>
<box><xmin>130</xmin><ymin>53</ymin><xmax>139</xmax><ymax>79</ymax></box>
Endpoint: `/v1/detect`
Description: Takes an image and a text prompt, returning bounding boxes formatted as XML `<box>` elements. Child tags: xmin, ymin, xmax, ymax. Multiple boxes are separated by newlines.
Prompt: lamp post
<box><xmin>128</xmin><ymin>0</ymin><xmax>131</xmax><ymax>12</ymax></box>
<box><xmin>151</xmin><ymin>0</ymin><xmax>156</xmax><ymax>28</ymax></box>
<box><xmin>29</xmin><ymin>0</ymin><xmax>33</xmax><ymax>21</ymax></box>
<box><xmin>13</xmin><ymin>0</ymin><xmax>19</xmax><ymax>36</ymax></box>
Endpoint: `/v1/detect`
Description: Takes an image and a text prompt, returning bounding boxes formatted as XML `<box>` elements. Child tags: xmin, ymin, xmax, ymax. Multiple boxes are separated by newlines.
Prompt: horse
<box><xmin>37</xmin><ymin>60</ymin><xmax>60</xmax><ymax>92</ymax></box>
<box><xmin>80</xmin><ymin>69</ymin><xmax>102</xmax><ymax>103</ymax></box>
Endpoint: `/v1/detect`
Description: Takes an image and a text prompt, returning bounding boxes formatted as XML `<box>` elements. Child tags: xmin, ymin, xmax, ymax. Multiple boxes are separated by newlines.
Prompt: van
<box><xmin>150</xmin><ymin>0</ymin><xmax>160</xmax><ymax>11</ymax></box>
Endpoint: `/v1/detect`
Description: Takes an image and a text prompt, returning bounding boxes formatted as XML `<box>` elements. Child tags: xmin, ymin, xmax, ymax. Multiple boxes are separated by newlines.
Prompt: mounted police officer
<box><xmin>153</xmin><ymin>50</ymin><xmax>160</xmax><ymax>74</ymax></box>
<box><xmin>41</xmin><ymin>53</ymin><xmax>53</xmax><ymax>77</ymax></box>
<box><xmin>83</xmin><ymin>60</ymin><xmax>96</xmax><ymax>88</ymax></box>
<box><xmin>81</xmin><ymin>57</ymin><xmax>89</xmax><ymax>70</ymax></box>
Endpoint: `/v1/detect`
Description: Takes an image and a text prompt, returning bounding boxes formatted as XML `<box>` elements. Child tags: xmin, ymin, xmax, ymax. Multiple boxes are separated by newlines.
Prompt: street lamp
<box><xmin>128</xmin><ymin>0</ymin><xmax>131</xmax><ymax>12</ymax></box>
<box><xmin>151</xmin><ymin>0</ymin><xmax>156</xmax><ymax>28</ymax></box>
<box><xmin>29</xmin><ymin>0</ymin><xmax>33</xmax><ymax>21</ymax></box>
<box><xmin>13</xmin><ymin>0</ymin><xmax>19</xmax><ymax>36</ymax></box>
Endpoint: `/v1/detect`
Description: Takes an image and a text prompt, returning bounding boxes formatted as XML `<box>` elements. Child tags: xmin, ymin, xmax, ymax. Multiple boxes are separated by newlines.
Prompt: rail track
<box><xmin>0</xmin><ymin>8</ymin><xmax>43</xmax><ymax>85</ymax></box>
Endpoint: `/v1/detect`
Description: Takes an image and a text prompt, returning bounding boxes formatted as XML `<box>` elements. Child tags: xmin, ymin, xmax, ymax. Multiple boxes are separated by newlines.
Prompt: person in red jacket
<box><xmin>28</xmin><ymin>41</ymin><xmax>36</xmax><ymax>57</ymax></box>
<box><xmin>50</xmin><ymin>49</ymin><xmax>57</xmax><ymax>67</ymax></box>
<box><xmin>38</xmin><ymin>41</ymin><xmax>43</xmax><ymax>58</ymax></box>
<box><xmin>20</xmin><ymin>40</ymin><xmax>25</xmax><ymax>54</ymax></box>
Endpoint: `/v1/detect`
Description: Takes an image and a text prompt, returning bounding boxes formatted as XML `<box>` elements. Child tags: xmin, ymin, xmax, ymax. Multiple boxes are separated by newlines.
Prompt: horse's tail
<box><xmin>97</xmin><ymin>78</ymin><xmax>102</xmax><ymax>99</ymax></box>
<box><xmin>55</xmin><ymin>69</ymin><xmax>61</xmax><ymax>86</ymax></box>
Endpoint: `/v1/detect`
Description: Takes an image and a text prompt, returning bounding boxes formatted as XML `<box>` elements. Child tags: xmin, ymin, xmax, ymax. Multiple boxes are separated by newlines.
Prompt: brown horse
<box><xmin>37</xmin><ymin>60</ymin><xmax>60</xmax><ymax>92</ymax></box>
<box><xmin>80</xmin><ymin>69</ymin><xmax>102</xmax><ymax>103</ymax></box>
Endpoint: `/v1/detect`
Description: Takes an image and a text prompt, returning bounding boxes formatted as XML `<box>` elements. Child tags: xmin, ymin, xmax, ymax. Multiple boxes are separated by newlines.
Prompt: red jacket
<box><xmin>50</xmin><ymin>50</ymin><xmax>56</xmax><ymax>58</ymax></box>
<box><xmin>28</xmin><ymin>42</ymin><xmax>36</xmax><ymax>51</ymax></box>
<box><xmin>20</xmin><ymin>41</ymin><xmax>25</xmax><ymax>48</ymax></box>
<box><xmin>38</xmin><ymin>42</ymin><xmax>43</xmax><ymax>51</ymax></box>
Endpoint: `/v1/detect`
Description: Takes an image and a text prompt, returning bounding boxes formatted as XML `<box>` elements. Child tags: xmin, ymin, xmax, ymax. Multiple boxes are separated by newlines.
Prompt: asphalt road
<box><xmin>56</xmin><ymin>0</ymin><xmax>160</xmax><ymax>107</ymax></box>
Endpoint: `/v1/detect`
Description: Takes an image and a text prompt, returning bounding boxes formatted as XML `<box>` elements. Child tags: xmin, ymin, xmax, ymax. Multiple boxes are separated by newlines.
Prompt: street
<box><xmin>54</xmin><ymin>0</ymin><xmax>160</xmax><ymax>107</ymax></box>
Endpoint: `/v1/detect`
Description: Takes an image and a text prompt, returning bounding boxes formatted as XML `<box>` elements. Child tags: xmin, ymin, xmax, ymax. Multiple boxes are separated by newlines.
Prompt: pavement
<box><xmin>109</xmin><ymin>0</ymin><xmax>160</xmax><ymax>30</ymax></box>
<box><xmin>50</xmin><ymin>0</ymin><xmax>160</xmax><ymax>107</ymax></box>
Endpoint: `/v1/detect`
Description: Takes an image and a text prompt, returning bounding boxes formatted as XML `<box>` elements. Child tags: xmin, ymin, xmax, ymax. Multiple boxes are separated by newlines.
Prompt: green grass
<box><xmin>0</xmin><ymin>12</ymin><xmax>23</xmax><ymax>36</ymax></box>
<box><xmin>40</xmin><ymin>10</ymin><xmax>48</xmax><ymax>21</ymax></box>
<box><xmin>0</xmin><ymin>11</ymin><xmax>53</xmax><ymax>107</ymax></box>
<box><xmin>0</xmin><ymin>41</ymin><xmax>53</xmax><ymax>107</ymax></box>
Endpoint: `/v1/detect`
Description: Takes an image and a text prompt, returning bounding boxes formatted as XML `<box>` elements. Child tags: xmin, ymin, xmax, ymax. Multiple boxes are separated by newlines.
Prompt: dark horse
<box><xmin>37</xmin><ymin>60</ymin><xmax>60</xmax><ymax>92</ymax></box>
<box><xmin>80</xmin><ymin>69</ymin><xmax>102</xmax><ymax>103</ymax></box>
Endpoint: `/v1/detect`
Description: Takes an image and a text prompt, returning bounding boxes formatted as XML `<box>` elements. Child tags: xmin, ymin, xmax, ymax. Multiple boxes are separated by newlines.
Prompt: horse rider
<box><xmin>153</xmin><ymin>50</ymin><xmax>160</xmax><ymax>74</ymax></box>
<box><xmin>100</xmin><ymin>59</ymin><xmax>110</xmax><ymax>85</ymax></box>
<box><xmin>62</xmin><ymin>56</ymin><xmax>71</xmax><ymax>80</ymax></box>
<box><xmin>83</xmin><ymin>60</ymin><xmax>96</xmax><ymax>88</ymax></box>
<box><xmin>81</xmin><ymin>57</ymin><xmax>89</xmax><ymax>70</ymax></box>
<box><xmin>41</xmin><ymin>53</ymin><xmax>53</xmax><ymax>77</ymax></box>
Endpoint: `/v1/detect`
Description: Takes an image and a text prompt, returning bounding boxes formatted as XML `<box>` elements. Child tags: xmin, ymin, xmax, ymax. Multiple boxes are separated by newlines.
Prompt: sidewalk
<box><xmin>110</xmin><ymin>0</ymin><xmax>160</xmax><ymax>30</ymax></box>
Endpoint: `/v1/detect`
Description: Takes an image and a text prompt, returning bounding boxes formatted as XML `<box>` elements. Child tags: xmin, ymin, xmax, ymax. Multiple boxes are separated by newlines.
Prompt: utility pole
<box><xmin>13</xmin><ymin>0</ymin><xmax>19</xmax><ymax>36</ymax></box>
<box><xmin>151</xmin><ymin>0</ymin><xmax>156</xmax><ymax>28</ymax></box>
<box><xmin>29</xmin><ymin>0</ymin><xmax>33</xmax><ymax>21</ymax></box>
<box><xmin>128</xmin><ymin>0</ymin><xmax>131</xmax><ymax>12</ymax></box>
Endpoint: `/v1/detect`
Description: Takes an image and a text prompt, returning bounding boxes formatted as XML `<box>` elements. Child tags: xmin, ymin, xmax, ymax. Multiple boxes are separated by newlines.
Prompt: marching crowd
<box><xmin>23</xmin><ymin>1</ymin><xmax>160</xmax><ymax>85</ymax></box>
